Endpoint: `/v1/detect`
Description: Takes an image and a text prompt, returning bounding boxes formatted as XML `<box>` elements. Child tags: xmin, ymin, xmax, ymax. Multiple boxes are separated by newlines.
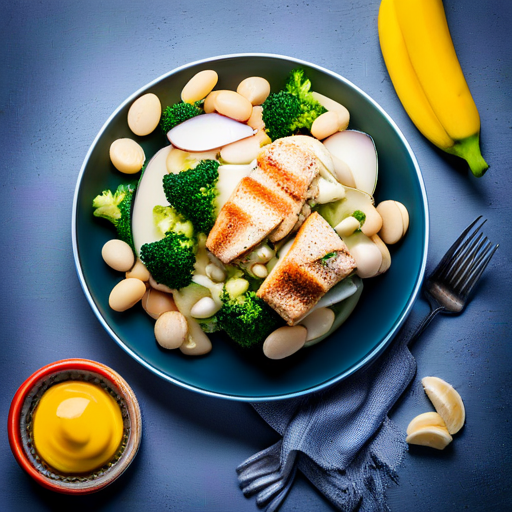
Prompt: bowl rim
<box><xmin>8</xmin><ymin>358</ymin><xmax>142</xmax><ymax>494</ymax></box>
<box><xmin>71</xmin><ymin>52</ymin><xmax>429</xmax><ymax>402</ymax></box>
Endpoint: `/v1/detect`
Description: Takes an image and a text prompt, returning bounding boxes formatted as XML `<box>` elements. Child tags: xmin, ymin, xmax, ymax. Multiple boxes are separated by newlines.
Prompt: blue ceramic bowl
<box><xmin>72</xmin><ymin>54</ymin><xmax>428</xmax><ymax>401</ymax></box>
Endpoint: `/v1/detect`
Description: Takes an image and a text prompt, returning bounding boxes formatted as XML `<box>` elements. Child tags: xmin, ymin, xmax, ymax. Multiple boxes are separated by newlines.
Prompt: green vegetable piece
<box><xmin>352</xmin><ymin>210</ymin><xmax>366</xmax><ymax>227</ymax></box>
<box><xmin>140</xmin><ymin>232</ymin><xmax>196</xmax><ymax>290</ymax></box>
<box><xmin>163</xmin><ymin>160</ymin><xmax>220</xmax><ymax>234</ymax></box>
<box><xmin>160</xmin><ymin>102</ymin><xmax>203</xmax><ymax>133</ymax></box>
<box><xmin>217</xmin><ymin>290</ymin><xmax>283</xmax><ymax>349</ymax></box>
<box><xmin>321</xmin><ymin>252</ymin><xmax>337</xmax><ymax>265</ymax></box>
<box><xmin>262</xmin><ymin>68</ymin><xmax>327</xmax><ymax>141</ymax></box>
<box><xmin>92</xmin><ymin>183</ymin><xmax>136</xmax><ymax>251</ymax></box>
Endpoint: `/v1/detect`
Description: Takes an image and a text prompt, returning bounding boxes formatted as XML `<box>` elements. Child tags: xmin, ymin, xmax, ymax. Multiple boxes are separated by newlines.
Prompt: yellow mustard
<box><xmin>32</xmin><ymin>381</ymin><xmax>124</xmax><ymax>473</ymax></box>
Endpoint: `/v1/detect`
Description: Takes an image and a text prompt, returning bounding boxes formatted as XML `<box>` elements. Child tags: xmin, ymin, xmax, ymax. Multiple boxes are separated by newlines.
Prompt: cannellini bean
<box><xmin>190</xmin><ymin>297</ymin><xmax>221</xmax><ymax>319</ymax></box>
<box><xmin>154</xmin><ymin>311</ymin><xmax>188</xmax><ymax>349</ymax></box>
<box><xmin>335</xmin><ymin>216</ymin><xmax>361</xmax><ymax>238</ymax></box>
<box><xmin>376</xmin><ymin>200</ymin><xmax>406</xmax><ymax>245</ymax></box>
<box><xmin>205</xmin><ymin>263</ymin><xmax>226</xmax><ymax>283</ymax></box>
<box><xmin>213</xmin><ymin>90</ymin><xmax>253</xmax><ymax>122</ymax></box>
<box><xmin>351</xmin><ymin>241</ymin><xmax>383</xmax><ymax>279</ymax></box>
<box><xmin>126</xmin><ymin>259</ymin><xmax>150</xmax><ymax>281</ymax></box>
<box><xmin>127</xmin><ymin>93</ymin><xmax>161</xmax><ymax>136</ymax></box>
<box><xmin>371</xmin><ymin>234</ymin><xmax>392</xmax><ymax>275</ymax></box>
<box><xmin>109</xmin><ymin>278</ymin><xmax>146</xmax><ymax>312</ymax></box>
<box><xmin>180</xmin><ymin>318</ymin><xmax>212</xmax><ymax>356</ymax></box>
<box><xmin>247</xmin><ymin>106</ymin><xmax>272</xmax><ymax>146</ymax></box>
<box><xmin>396</xmin><ymin>201</ymin><xmax>410</xmax><ymax>234</ymax></box>
<box><xmin>300</xmin><ymin>308</ymin><xmax>335</xmax><ymax>341</ymax></box>
<box><xmin>102</xmin><ymin>239</ymin><xmax>135</xmax><ymax>272</ymax></box>
<box><xmin>311</xmin><ymin>111</ymin><xmax>342</xmax><ymax>140</ymax></box>
<box><xmin>141</xmin><ymin>288</ymin><xmax>177</xmax><ymax>319</ymax></box>
<box><xmin>220</xmin><ymin>135</ymin><xmax>261</xmax><ymax>164</ymax></box>
<box><xmin>181</xmin><ymin>70</ymin><xmax>218</xmax><ymax>104</ymax></box>
<box><xmin>330</xmin><ymin>154</ymin><xmax>356</xmax><ymax>188</ymax></box>
<box><xmin>263</xmin><ymin>326</ymin><xmax>307</xmax><ymax>360</ymax></box>
<box><xmin>237</xmin><ymin>77</ymin><xmax>271</xmax><ymax>105</ymax></box>
<box><xmin>149</xmin><ymin>275</ymin><xmax>174</xmax><ymax>294</ymax></box>
<box><xmin>204</xmin><ymin>90</ymin><xmax>223</xmax><ymax>114</ymax></box>
<box><xmin>109</xmin><ymin>138</ymin><xmax>145</xmax><ymax>174</ymax></box>
<box><xmin>311</xmin><ymin>91</ymin><xmax>350</xmax><ymax>130</ymax></box>
<box><xmin>360</xmin><ymin>206</ymin><xmax>383</xmax><ymax>238</ymax></box>
<box><xmin>252</xmin><ymin>263</ymin><xmax>268</xmax><ymax>279</ymax></box>
<box><xmin>255</xmin><ymin>245</ymin><xmax>275</xmax><ymax>263</ymax></box>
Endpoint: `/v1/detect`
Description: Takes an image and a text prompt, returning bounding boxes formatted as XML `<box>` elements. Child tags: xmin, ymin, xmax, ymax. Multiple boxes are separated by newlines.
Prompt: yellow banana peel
<box><xmin>378</xmin><ymin>0</ymin><xmax>489</xmax><ymax>177</ymax></box>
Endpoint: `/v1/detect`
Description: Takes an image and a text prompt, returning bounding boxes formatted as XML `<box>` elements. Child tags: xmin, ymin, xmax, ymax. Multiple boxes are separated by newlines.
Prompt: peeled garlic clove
<box><xmin>422</xmin><ymin>377</ymin><xmax>466</xmax><ymax>434</ymax></box>
<box><xmin>406</xmin><ymin>426</ymin><xmax>453</xmax><ymax>450</ymax></box>
<box><xmin>406</xmin><ymin>412</ymin><xmax>447</xmax><ymax>435</ymax></box>
<box><xmin>167</xmin><ymin>113</ymin><xmax>255</xmax><ymax>152</ymax></box>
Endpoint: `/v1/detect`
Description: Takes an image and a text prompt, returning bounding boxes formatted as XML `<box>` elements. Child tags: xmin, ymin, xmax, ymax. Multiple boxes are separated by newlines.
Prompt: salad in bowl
<box><xmin>73</xmin><ymin>54</ymin><xmax>427</xmax><ymax>400</ymax></box>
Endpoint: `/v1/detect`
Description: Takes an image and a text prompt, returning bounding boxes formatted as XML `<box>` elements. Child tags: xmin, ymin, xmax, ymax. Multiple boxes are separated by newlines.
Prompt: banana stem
<box><xmin>445</xmin><ymin>133</ymin><xmax>489</xmax><ymax>178</ymax></box>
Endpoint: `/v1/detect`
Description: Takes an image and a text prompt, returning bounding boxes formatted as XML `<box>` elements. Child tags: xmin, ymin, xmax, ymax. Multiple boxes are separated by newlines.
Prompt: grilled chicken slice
<box><xmin>206</xmin><ymin>136</ymin><xmax>323</xmax><ymax>263</ymax></box>
<box><xmin>257</xmin><ymin>212</ymin><xmax>356</xmax><ymax>325</ymax></box>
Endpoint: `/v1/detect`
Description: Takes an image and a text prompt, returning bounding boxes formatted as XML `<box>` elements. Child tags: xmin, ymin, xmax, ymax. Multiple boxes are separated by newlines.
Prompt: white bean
<box><xmin>109</xmin><ymin>138</ymin><xmax>145</xmax><ymax>174</ymax></box>
<box><xmin>102</xmin><ymin>239</ymin><xmax>135</xmax><ymax>272</ymax></box>
<box><xmin>311</xmin><ymin>111</ymin><xmax>342</xmax><ymax>140</ymax></box>
<box><xmin>376</xmin><ymin>200</ymin><xmax>405</xmax><ymax>245</ymax></box>
<box><xmin>311</xmin><ymin>91</ymin><xmax>350</xmax><ymax>130</ymax></box>
<box><xmin>352</xmin><ymin>242</ymin><xmax>383</xmax><ymax>279</ymax></box>
<box><xmin>190</xmin><ymin>297</ymin><xmax>221</xmax><ymax>319</ymax></box>
<box><xmin>205</xmin><ymin>263</ymin><xmax>226</xmax><ymax>283</ymax></box>
<box><xmin>127</xmin><ymin>93</ymin><xmax>161</xmax><ymax>136</ymax></box>
<box><xmin>220</xmin><ymin>135</ymin><xmax>260</xmax><ymax>164</ymax></box>
<box><xmin>236</xmin><ymin>77</ymin><xmax>271</xmax><ymax>106</ymax></box>
<box><xmin>180</xmin><ymin>318</ymin><xmax>212</xmax><ymax>356</ymax></box>
<box><xmin>142</xmin><ymin>288</ymin><xmax>177</xmax><ymax>319</ymax></box>
<box><xmin>154</xmin><ymin>311</ymin><xmax>188</xmax><ymax>349</ymax></box>
<box><xmin>252</xmin><ymin>263</ymin><xmax>268</xmax><ymax>279</ymax></box>
<box><xmin>263</xmin><ymin>326</ymin><xmax>307</xmax><ymax>360</ymax></box>
<box><xmin>371</xmin><ymin>234</ymin><xmax>392</xmax><ymax>275</ymax></box>
<box><xmin>255</xmin><ymin>245</ymin><xmax>275</xmax><ymax>263</ymax></box>
<box><xmin>225</xmin><ymin>278</ymin><xmax>249</xmax><ymax>298</ymax></box>
<box><xmin>126</xmin><ymin>260</ymin><xmax>150</xmax><ymax>281</ymax></box>
<box><xmin>300</xmin><ymin>308</ymin><xmax>335</xmax><ymax>341</ymax></box>
<box><xmin>109</xmin><ymin>278</ymin><xmax>146</xmax><ymax>312</ymax></box>
<box><xmin>213</xmin><ymin>90</ymin><xmax>253</xmax><ymax>122</ymax></box>
<box><xmin>334</xmin><ymin>216</ymin><xmax>360</xmax><ymax>238</ymax></box>
<box><xmin>181</xmin><ymin>70</ymin><xmax>218</xmax><ymax>104</ymax></box>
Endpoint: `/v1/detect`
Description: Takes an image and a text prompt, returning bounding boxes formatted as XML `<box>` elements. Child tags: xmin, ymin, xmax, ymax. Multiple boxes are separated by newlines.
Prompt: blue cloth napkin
<box><xmin>237</xmin><ymin>332</ymin><xmax>416</xmax><ymax>512</ymax></box>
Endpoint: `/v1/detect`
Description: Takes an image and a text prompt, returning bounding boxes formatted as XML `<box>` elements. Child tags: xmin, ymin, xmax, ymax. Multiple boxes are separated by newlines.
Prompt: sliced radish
<box><xmin>167</xmin><ymin>113</ymin><xmax>255</xmax><ymax>152</ymax></box>
<box><xmin>323</xmin><ymin>130</ymin><xmax>378</xmax><ymax>195</ymax></box>
<box><xmin>131</xmin><ymin>146</ymin><xmax>172</xmax><ymax>256</ymax></box>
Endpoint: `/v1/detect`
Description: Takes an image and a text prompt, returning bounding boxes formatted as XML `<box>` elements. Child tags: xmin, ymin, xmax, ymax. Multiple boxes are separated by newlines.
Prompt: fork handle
<box><xmin>408</xmin><ymin>306</ymin><xmax>445</xmax><ymax>346</ymax></box>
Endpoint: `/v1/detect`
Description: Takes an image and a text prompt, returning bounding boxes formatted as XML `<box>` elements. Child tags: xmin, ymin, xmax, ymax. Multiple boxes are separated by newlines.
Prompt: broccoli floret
<box><xmin>163</xmin><ymin>160</ymin><xmax>220</xmax><ymax>234</ymax></box>
<box><xmin>217</xmin><ymin>289</ymin><xmax>283</xmax><ymax>349</ymax></box>
<box><xmin>262</xmin><ymin>68</ymin><xmax>327</xmax><ymax>141</ymax></box>
<box><xmin>139</xmin><ymin>205</ymin><xmax>196</xmax><ymax>289</ymax></box>
<box><xmin>160</xmin><ymin>102</ymin><xmax>203</xmax><ymax>133</ymax></box>
<box><xmin>140</xmin><ymin>232</ymin><xmax>196</xmax><ymax>290</ymax></box>
<box><xmin>92</xmin><ymin>183</ymin><xmax>136</xmax><ymax>251</ymax></box>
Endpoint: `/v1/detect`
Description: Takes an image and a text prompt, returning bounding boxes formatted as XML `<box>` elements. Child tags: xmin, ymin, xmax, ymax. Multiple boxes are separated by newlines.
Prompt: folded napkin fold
<box><xmin>237</xmin><ymin>332</ymin><xmax>416</xmax><ymax>512</ymax></box>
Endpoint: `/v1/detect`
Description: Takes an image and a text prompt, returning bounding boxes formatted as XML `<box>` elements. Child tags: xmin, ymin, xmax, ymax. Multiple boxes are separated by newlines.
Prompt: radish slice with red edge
<box><xmin>167</xmin><ymin>113</ymin><xmax>256</xmax><ymax>152</ymax></box>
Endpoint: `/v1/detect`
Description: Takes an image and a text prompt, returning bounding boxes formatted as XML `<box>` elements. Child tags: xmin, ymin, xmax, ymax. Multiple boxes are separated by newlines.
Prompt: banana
<box><xmin>378</xmin><ymin>0</ymin><xmax>488</xmax><ymax>177</ymax></box>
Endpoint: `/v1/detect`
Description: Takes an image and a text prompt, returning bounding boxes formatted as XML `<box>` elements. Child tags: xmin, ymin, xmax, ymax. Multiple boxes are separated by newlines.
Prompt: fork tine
<box><xmin>448</xmin><ymin>235</ymin><xmax>488</xmax><ymax>290</ymax></box>
<box><xmin>430</xmin><ymin>216</ymin><xmax>485</xmax><ymax>281</ymax></box>
<box><xmin>459</xmin><ymin>243</ymin><xmax>499</xmax><ymax>298</ymax></box>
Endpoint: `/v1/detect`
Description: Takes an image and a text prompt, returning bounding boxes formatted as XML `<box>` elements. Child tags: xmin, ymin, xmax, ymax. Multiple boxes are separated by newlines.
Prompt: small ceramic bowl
<box><xmin>8</xmin><ymin>359</ymin><xmax>142</xmax><ymax>494</ymax></box>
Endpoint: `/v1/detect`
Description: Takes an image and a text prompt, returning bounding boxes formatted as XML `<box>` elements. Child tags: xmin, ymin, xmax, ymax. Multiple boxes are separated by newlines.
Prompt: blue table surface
<box><xmin>1</xmin><ymin>1</ymin><xmax>511</xmax><ymax>510</ymax></box>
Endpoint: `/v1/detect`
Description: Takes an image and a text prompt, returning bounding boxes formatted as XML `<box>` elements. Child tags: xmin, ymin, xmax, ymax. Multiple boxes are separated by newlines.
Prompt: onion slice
<box><xmin>167</xmin><ymin>113</ymin><xmax>256</xmax><ymax>152</ymax></box>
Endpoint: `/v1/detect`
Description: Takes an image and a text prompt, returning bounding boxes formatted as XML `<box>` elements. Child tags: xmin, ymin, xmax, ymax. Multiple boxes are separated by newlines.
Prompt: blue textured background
<box><xmin>1</xmin><ymin>0</ymin><xmax>511</xmax><ymax>510</ymax></box>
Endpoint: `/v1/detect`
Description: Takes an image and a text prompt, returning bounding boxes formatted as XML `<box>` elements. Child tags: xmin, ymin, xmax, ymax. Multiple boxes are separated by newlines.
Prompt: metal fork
<box><xmin>409</xmin><ymin>216</ymin><xmax>499</xmax><ymax>345</ymax></box>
